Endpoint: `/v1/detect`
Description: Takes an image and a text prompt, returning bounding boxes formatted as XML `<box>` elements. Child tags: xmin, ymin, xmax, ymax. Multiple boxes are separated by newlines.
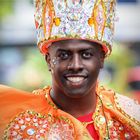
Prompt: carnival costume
<box><xmin>0</xmin><ymin>85</ymin><xmax>140</xmax><ymax>139</ymax></box>
<box><xmin>0</xmin><ymin>0</ymin><xmax>140</xmax><ymax>139</ymax></box>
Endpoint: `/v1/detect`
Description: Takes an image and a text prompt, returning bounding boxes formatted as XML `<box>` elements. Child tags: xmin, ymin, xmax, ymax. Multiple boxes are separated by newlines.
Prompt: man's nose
<box><xmin>67</xmin><ymin>54</ymin><xmax>83</xmax><ymax>71</ymax></box>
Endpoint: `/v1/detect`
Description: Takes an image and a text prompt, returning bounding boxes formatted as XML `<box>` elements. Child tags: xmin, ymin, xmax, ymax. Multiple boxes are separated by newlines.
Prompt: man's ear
<box><xmin>100</xmin><ymin>51</ymin><xmax>105</xmax><ymax>69</ymax></box>
<box><xmin>45</xmin><ymin>54</ymin><xmax>51</xmax><ymax>71</ymax></box>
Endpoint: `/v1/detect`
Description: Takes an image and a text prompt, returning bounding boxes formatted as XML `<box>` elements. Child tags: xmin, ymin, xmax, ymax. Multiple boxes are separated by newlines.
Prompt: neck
<box><xmin>50</xmin><ymin>85</ymin><xmax>97</xmax><ymax>118</ymax></box>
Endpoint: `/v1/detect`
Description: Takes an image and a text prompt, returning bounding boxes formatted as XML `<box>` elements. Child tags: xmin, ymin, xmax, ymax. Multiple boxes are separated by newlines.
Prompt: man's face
<box><xmin>46</xmin><ymin>40</ymin><xmax>104</xmax><ymax>98</ymax></box>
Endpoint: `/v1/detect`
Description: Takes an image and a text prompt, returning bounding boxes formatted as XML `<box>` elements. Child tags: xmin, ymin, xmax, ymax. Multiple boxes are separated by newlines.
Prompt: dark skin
<box><xmin>45</xmin><ymin>39</ymin><xmax>105</xmax><ymax>118</ymax></box>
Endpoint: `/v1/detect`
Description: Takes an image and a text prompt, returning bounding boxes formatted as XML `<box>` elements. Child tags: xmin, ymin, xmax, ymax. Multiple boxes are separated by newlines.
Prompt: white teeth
<box><xmin>67</xmin><ymin>77</ymin><xmax>84</xmax><ymax>82</ymax></box>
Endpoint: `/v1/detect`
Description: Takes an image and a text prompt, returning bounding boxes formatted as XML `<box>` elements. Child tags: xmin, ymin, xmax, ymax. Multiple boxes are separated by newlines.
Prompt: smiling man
<box><xmin>48</xmin><ymin>40</ymin><xmax>104</xmax><ymax>97</ymax></box>
<box><xmin>46</xmin><ymin>40</ymin><xmax>104</xmax><ymax>117</ymax></box>
<box><xmin>0</xmin><ymin>0</ymin><xmax>140</xmax><ymax>139</ymax></box>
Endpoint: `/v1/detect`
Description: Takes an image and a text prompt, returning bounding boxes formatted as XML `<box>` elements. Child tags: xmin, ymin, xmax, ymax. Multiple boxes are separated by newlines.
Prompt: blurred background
<box><xmin>0</xmin><ymin>0</ymin><xmax>140</xmax><ymax>100</ymax></box>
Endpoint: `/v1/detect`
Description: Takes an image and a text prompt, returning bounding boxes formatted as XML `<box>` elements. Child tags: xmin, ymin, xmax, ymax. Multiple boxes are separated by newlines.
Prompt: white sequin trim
<box><xmin>116</xmin><ymin>93</ymin><xmax>140</xmax><ymax>122</ymax></box>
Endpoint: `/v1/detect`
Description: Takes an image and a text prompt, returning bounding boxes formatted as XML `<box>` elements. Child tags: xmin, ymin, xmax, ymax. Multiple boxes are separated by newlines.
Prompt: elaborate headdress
<box><xmin>34</xmin><ymin>0</ymin><xmax>116</xmax><ymax>56</ymax></box>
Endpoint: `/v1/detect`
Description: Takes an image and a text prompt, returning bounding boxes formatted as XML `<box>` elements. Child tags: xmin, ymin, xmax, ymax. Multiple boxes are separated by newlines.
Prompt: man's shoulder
<box><xmin>0</xmin><ymin>85</ymin><xmax>52</xmax><ymax>138</ymax></box>
<box><xmin>97</xmin><ymin>86</ymin><xmax>115</xmax><ymax>100</ymax></box>
<box><xmin>0</xmin><ymin>84</ymin><xmax>50</xmax><ymax>97</ymax></box>
<box><xmin>0</xmin><ymin>85</ymin><xmax>51</xmax><ymax>120</ymax></box>
<box><xmin>0</xmin><ymin>84</ymin><xmax>52</xmax><ymax>106</ymax></box>
<box><xmin>0</xmin><ymin>85</ymin><xmax>38</xmax><ymax>104</ymax></box>
<box><xmin>0</xmin><ymin>85</ymin><xmax>52</xmax><ymax>111</ymax></box>
<box><xmin>98</xmin><ymin>86</ymin><xmax>140</xmax><ymax>122</ymax></box>
<box><xmin>0</xmin><ymin>84</ymin><xmax>31</xmax><ymax>97</ymax></box>
<box><xmin>115</xmin><ymin>92</ymin><xmax>140</xmax><ymax>122</ymax></box>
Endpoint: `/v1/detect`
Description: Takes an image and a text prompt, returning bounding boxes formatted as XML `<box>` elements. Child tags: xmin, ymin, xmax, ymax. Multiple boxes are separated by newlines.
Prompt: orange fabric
<box><xmin>0</xmin><ymin>85</ymin><xmax>140</xmax><ymax>140</ymax></box>
<box><xmin>0</xmin><ymin>85</ymin><xmax>49</xmax><ymax>138</ymax></box>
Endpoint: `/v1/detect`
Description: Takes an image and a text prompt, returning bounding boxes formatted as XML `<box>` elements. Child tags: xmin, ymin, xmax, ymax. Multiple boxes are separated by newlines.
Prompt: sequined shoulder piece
<box><xmin>32</xmin><ymin>86</ymin><xmax>57</xmax><ymax>109</ymax></box>
<box><xmin>32</xmin><ymin>86</ymin><xmax>51</xmax><ymax>95</ymax></box>
<box><xmin>115</xmin><ymin>93</ymin><xmax>140</xmax><ymax>122</ymax></box>
<box><xmin>4</xmin><ymin>110</ymin><xmax>76</xmax><ymax>140</ymax></box>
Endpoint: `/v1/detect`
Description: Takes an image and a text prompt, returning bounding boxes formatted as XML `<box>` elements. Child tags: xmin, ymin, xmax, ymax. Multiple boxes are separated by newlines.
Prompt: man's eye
<box><xmin>82</xmin><ymin>52</ymin><xmax>93</xmax><ymax>59</ymax></box>
<box><xmin>58</xmin><ymin>52</ymin><xmax>69</xmax><ymax>60</ymax></box>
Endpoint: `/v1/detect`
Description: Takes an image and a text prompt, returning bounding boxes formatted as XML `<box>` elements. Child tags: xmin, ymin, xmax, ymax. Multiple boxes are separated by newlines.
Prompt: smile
<box><xmin>67</xmin><ymin>77</ymin><xmax>85</xmax><ymax>83</ymax></box>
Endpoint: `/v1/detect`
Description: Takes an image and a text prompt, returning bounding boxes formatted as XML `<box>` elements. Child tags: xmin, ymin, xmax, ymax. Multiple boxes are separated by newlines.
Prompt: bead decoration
<box><xmin>88</xmin><ymin>18</ymin><xmax>94</xmax><ymax>26</ymax></box>
<box><xmin>108</xmin><ymin>119</ymin><xmax>139</xmax><ymax>139</ymax></box>
<box><xmin>4</xmin><ymin>111</ymin><xmax>75</xmax><ymax>140</ymax></box>
<box><xmin>53</xmin><ymin>17</ymin><xmax>61</xmax><ymax>26</ymax></box>
<box><xmin>115</xmin><ymin>93</ymin><xmax>140</xmax><ymax>123</ymax></box>
<box><xmin>34</xmin><ymin>0</ymin><xmax>116</xmax><ymax>56</ymax></box>
<box><xmin>93</xmin><ymin>86</ymin><xmax>140</xmax><ymax>139</ymax></box>
<box><xmin>27</xmin><ymin>128</ymin><xmax>35</xmax><ymax>136</ymax></box>
<box><xmin>3</xmin><ymin>86</ymin><xmax>140</xmax><ymax>139</ymax></box>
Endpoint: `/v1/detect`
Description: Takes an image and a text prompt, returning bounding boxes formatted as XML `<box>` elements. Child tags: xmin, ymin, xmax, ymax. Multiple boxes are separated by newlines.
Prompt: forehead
<box><xmin>49</xmin><ymin>39</ymin><xmax>101</xmax><ymax>52</ymax></box>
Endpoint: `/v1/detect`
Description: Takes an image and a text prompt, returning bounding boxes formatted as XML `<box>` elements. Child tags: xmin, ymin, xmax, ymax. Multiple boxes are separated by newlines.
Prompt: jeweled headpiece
<box><xmin>34</xmin><ymin>0</ymin><xmax>116</xmax><ymax>55</ymax></box>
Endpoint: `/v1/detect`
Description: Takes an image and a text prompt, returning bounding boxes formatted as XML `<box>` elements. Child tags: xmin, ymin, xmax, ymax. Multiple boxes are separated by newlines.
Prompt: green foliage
<box><xmin>102</xmin><ymin>42</ymin><xmax>136</xmax><ymax>94</ymax></box>
<box><xmin>10</xmin><ymin>47</ymin><xmax>52</xmax><ymax>92</ymax></box>
<box><xmin>0</xmin><ymin>0</ymin><xmax>15</xmax><ymax>20</ymax></box>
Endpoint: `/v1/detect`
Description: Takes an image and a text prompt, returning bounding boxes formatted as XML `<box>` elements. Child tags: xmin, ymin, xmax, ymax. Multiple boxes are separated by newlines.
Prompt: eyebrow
<box><xmin>80</xmin><ymin>48</ymin><xmax>94</xmax><ymax>51</ymax></box>
<box><xmin>56</xmin><ymin>47</ymin><xmax>94</xmax><ymax>52</ymax></box>
<box><xmin>56</xmin><ymin>49</ymin><xmax>70</xmax><ymax>53</ymax></box>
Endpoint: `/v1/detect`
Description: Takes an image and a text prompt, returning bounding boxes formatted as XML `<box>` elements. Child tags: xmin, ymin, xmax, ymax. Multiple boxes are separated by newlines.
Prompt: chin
<box><xmin>63</xmin><ymin>87</ymin><xmax>89</xmax><ymax>98</ymax></box>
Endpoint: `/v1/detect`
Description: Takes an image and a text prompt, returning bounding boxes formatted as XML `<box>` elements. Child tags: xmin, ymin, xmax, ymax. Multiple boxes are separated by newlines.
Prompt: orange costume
<box><xmin>1</xmin><ymin>0</ymin><xmax>140</xmax><ymax>139</ymax></box>
<box><xmin>0</xmin><ymin>85</ymin><xmax>140</xmax><ymax>139</ymax></box>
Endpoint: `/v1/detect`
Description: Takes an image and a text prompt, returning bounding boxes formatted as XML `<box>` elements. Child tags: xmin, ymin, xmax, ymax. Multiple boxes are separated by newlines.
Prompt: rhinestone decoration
<box><xmin>51</xmin><ymin>1</ymin><xmax>95</xmax><ymax>39</ymax></box>
<box><xmin>93</xmin><ymin>86</ymin><xmax>140</xmax><ymax>139</ymax></box>
<box><xmin>125</xmin><ymin>133</ymin><xmax>131</xmax><ymax>140</ymax></box>
<box><xmin>48</xmin><ymin>121</ymin><xmax>74</xmax><ymax>140</ymax></box>
<box><xmin>4</xmin><ymin>111</ymin><xmax>49</xmax><ymax>139</ymax></box>
<box><xmin>34</xmin><ymin>0</ymin><xmax>116</xmax><ymax>55</ymax></box>
<box><xmin>98</xmin><ymin>115</ymin><xmax>106</xmax><ymax>124</ymax></box>
<box><xmin>27</xmin><ymin>128</ymin><xmax>35</xmax><ymax>136</ymax></box>
<box><xmin>115</xmin><ymin>93</ymin><xmax>140</xmax><ymax>122</ymax></box>
<box><xmin>4</xmin><ymin>111</ymin><xmax>75</xmax><ymax>140</ymax></box>
<box><xmin>108</xmin><ymin>119</ymin><xmax>139</xmax><ymax>139</ymax></box>
<box><xmin>53</xmin><ymin>18</ymin><xmax>61</xmax><ymax>26</ymax></box>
